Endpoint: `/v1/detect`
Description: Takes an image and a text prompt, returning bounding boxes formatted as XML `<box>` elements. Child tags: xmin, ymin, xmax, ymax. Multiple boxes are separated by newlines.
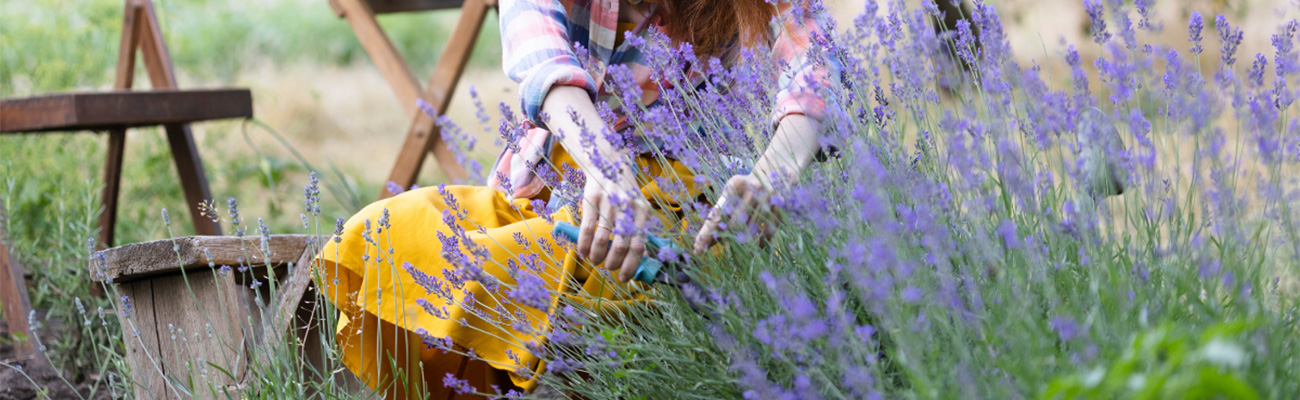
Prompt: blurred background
<box><xmin>0</xmin><ymin>0</ymin><xmax>1294</xmax><ymax>258</ymax></box>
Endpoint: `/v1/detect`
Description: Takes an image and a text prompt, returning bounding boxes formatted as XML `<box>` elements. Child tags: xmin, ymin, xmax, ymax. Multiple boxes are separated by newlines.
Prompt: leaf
<box><xmin>1184</xmin><ymin>367</ymin><xmax>1260</xmax><ymax>400</ymax></box>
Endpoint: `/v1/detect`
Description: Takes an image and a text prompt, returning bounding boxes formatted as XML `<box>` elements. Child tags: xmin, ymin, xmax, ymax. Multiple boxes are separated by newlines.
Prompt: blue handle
<box><xmin>551</xmin><ymin>221</ymin><xmax>678</xmax><ymax>284</ymax></box>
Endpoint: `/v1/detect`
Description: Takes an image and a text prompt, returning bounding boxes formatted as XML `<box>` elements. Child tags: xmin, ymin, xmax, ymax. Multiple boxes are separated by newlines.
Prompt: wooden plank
<box><xmin>94</xmin><ymin>235</ymin><xmax>312</xmax><ymax>284</ymax></box>
<box><xmin>245</xmin><ymin>246</ymin><xmax>317</xmax><ymax>385</ymax></box>
<box><xmin>0</xmin><ymin>95</ymin><xmax>75</xmax><ymax>132</ymax></box>
<box><xmin>0</xmin><ymin>235</ymin><xmax>35</xmax><ymax>359</ymax></box>
<box><xmin>379</xmin><ymin>0</ymin><xmax>487</xmax><ymax>196</ymax></box>
<box><xmin>268</xmin><ymin>247</ymin><xmax>318</xmax><ymax>349</ymax></box>
<box><xmin>365</xmin><ymin>0</ymin><xmax>465</xmax><ymax>14</ymax></box>
<box><xmin>0</xmin><ymin>90</ymin><xmax>254</xmax><ymax>133</ymax></box>
<box><xmin>335</xmin><ymin>0</ymin><xmax>424</xmax><ymax>118</ymax></box>
<box><xmin>118</xmin><ymin>279</ymin><xmax>174</xmax><ymax>400</ymax></box>
<box><xmin>151</xmin><ymin>269</ymin><xmax>246</xmax><ymax>399</ymax></box>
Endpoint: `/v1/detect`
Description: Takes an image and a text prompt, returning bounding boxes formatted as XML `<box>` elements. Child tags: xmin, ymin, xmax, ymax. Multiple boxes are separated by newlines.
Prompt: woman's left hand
<box><xmin>692</xmin><ymin>174</ymin><xmax>780</xmax><ymax>255</ymax></box>
<box><xmin>693</xmin><ymin>114</ymin><xmax>821</xmax><ymax>256</ymax></box>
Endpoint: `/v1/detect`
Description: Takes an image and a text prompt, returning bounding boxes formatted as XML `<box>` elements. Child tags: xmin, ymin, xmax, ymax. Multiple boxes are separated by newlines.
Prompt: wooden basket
<box><xmin>90</xmin><ymin>235</ymin><xmax>330</xmax><ymax>399</ymax></box>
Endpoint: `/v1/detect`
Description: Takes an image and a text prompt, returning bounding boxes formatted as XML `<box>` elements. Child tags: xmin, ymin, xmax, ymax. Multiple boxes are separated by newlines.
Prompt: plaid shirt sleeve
<box><xmin>769</xmin><ymin>1</ymin><xmax>839</xmax><ymax>126</ymax></box>
<box><xmin>499</xmin><ymin>0</ymin><xmax>600</xmax><ymax>127</ymax></box>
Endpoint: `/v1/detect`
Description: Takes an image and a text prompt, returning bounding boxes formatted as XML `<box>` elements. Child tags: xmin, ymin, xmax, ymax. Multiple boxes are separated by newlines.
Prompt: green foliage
<box><xmin>1044</xmin><ymin>321</ymin><xmax>1262</xmax><ymax>400</ymax></box>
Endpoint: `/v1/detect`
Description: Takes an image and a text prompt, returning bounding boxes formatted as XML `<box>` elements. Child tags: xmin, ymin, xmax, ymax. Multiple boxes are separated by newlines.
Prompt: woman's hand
<box><xmin>541</xmin><ymin>86</ymin><xmax>653</xmax><ymax>283</ymax></box>
<box><xmin>693</xmin><ymin>114</ymin><xmax>822</xmax><ymax>255</ymax></box>
<box><xmin>692</xmin><ymin>174</ymin><xmax>778</xmax><ymax>255</ymax></box>
<box><xmin>577</xmin><ymin>174</ymin><xmax>651</xmax><ymax>283</ymax></box>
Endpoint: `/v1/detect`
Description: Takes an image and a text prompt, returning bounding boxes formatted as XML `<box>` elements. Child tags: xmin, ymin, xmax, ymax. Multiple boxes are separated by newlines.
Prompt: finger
<box><xmin>760</xmin><ymin>220</ymin><xmax>777</xmax><ymax>247</ymax></box>
<box><xmin>604</xmin><ymin>203</ymin><xmax>631</xmax><ymax>272</ymax></box>
<box><xmin>589</xmin><ymin>198</ymin><xmax>616</xmax><ymax>266</ymax></box>
<box><xmin>693</xmin><ymin>200</ymin><xmax>723</xmax><ymax>256</ymax></box>
<box><xmin>577</xmin><ymin>193</ymin><xmax>601</xmax><ymax>258</ymax></box>
<box><xmin>728</xmin><ymin>184</ymin><xmax>756</xmax><ymax>238</ymax></box>
<box><xmin>619</xmin><ymin>203</ymin><xmax>649</xmax><ymax>282</ymax></box>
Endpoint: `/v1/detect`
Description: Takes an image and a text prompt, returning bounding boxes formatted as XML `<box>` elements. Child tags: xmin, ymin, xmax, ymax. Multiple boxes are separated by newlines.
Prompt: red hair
<box><xmin>648</xmin><ymin>0</ymin><xmax>776</xmax><ymax>57</ymax></box>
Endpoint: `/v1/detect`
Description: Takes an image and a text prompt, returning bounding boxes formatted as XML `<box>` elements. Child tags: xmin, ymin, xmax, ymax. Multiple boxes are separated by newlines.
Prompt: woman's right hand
<box><xmin>539</xmin><ymin>86</ymin><xmax>652</xmax><ymax>282</ymax></box>
<box><xmin>576</xmin><ymin>173</ymin><xmax>651</xmax><ymax>283</ymax></box>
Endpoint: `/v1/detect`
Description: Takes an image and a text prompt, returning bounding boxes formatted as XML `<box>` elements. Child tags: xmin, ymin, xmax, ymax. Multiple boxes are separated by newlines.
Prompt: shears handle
<box><xmin>551</xmin><ymin>222</ymin><xmax>689</xmax><ymax>285</ymax></box>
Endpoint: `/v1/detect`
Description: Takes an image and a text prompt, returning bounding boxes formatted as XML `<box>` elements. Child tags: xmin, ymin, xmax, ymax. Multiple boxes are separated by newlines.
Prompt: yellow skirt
<box><xmin>315</xmin><ymin>146</ymin><xmax>698</xmax><ymax>398</ymax></box>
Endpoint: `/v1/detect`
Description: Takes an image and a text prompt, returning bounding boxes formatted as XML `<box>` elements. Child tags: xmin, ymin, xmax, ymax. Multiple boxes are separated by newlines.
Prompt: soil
<box><xmin>1</xmin><ymin>314</ymin><xmax>115</xmax><ymax>400</ymax></box>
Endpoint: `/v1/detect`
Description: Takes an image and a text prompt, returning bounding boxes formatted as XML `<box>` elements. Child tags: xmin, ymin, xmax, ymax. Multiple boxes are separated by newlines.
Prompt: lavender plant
<box><xmin>384</xmin><ymin>0</ymin><xmax>1300</xmax><ymax>398</ymax></box>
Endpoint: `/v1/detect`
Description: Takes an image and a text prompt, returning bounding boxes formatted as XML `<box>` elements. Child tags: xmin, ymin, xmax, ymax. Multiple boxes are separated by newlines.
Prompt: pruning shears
<box><xmin>551</xmin><ymin>221</ymin><xmax>692</xmax><ymax>286</ymax></box>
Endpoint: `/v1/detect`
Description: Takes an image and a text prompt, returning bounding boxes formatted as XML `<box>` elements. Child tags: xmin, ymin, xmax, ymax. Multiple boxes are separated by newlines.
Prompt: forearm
<box><xmin>752</xmin><ymin>114</ymin><xmax>822</xmax><ymax>187</ymax></box>
<box><xmin>542</xmin><ymin>86</ymin><xmax>630</xmax><ymax>185</ymax></box>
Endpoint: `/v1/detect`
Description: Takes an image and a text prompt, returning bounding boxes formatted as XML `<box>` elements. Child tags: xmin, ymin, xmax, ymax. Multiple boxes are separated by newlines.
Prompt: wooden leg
<box><xmin>0</xmin><ymin>231</ymin><xmax>35</xmax><ymax>358</ymax></box>
<box><xmin>334</xmin><ymin>0</ymin><xmax>423</xmax><ymax>118</ymax></box>
<box><xmin>132</xmin><ymin>1</ymin><xmax>220</xmax><ymax>236</ymax></box>
<box><xmin>99</xmin><ymin>129</ymin><xmax>127</xmax><ymax>248</ymax></box>
<box><xmin>97</xmin><ymin>0</ymin><xmax>141</xmax><ymax>250</ymax></box>
<box><xmin>163</xmin><ymin>123</ymin><xmax>221</xmax><ymax>236</ymax></box>
<box><xmin>383</xmin><ymin>113</ymin><xmax>464</xmax><ymax>198</ymax></box>
<box><xmin>379</xmin><ymin>0</ymin><xmax>489</xmax><ymax>197</ymax></box>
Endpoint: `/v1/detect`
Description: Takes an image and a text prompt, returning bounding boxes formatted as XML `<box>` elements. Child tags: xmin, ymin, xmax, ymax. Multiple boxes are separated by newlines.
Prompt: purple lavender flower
<box><xmin>901</xmin><ymin>286</ymin><xmax>923</xmax><ymax>303</ymax></box>
<box><xmin>385</xmin><ymin>181</ymin><xmax>405</xmax><ymax>195</ymax></box>
<box><xmin>507</xmin><ymin>270</ymin><xmax>551</xmax><ymax>311</ymax></box>
<box><xmin>416</xmin><ymin>298</ymin><xmax>451</xmax><ymax>319</ymax></box>
<box><xmin>1188</xmin><ymin>12</ymin><xmax>1204</xmax><ymax>54</ymax></box>
<box><xmin>1084</xmin><ymin>0</ymin><xmax>1110</xmax><ymax>44</ymax></box>
<box><xmin>304</xmin><ymin>171</ymin><xmax>321</xmax><ymax>216</ymax></box>
<box><xmin>1049</xmin><ymin>316</ymin><xmax>1079</xmax><ymax>342</ymax></box>
<box><xmin>119</xmin><ymin>295</ymin><xmax>133</xmax><ymax>318</ymax></box>
<box><xmin>332</xmin><ymin>217</ymin><xmax>345</xmax><ymax>243</ymax></box>
<box><xmin>1135</xmin><ymin>0</ymin><xmax>1157</xmax><ymax>32</ymax></box>
<box><xmin>547</xmin><ymin>357</ymin><xmax>581</xmax><ymax>374</ymax></box>
<box><xmin>1248</xmin><ymin>53</ymin><xmax>1268</xmax><ymax>87</ymax></box>
<box><xmin>227</xmin><ymin>197</ymin><xmax>243</xmax><ymax>236</ymax></box>
<box><xmin>1216</xmin><ymin>15</ymin><xmax>1244</xmax><ymax>66</ymax></box>
<box><xmin>442</xmin><ymin>373</ymin><xmax>476</xmax><ymax>395</ymax></box>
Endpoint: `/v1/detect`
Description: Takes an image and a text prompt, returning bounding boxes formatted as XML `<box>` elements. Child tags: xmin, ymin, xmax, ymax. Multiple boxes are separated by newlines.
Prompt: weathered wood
<box><xmin>366</xmin><ymin>0</ymin><xmax>466</xmax><ymax>14</ymax></box>
<box><xmin>118</xmin><ymin>279</ymin><xmax>173</xmax><ymax>400</ymax></box>
<box><xmin>0</xmin><ymin>233</ymin><xmax>35</xmax><ymax>358</ymax></box>
<box><xmin>92</xmin><ymin>235</ymin><xmax>312</xmax><ymax>284</ymax></box>
<box><xmin>151</xmin><ymin>268</ymin><xmax>247</xmax><ymax>399</ymax></box>
<box><xmin>103</xmin><ymin>234</ymin><xmax>325</xmax><ymax>399</ymax></box>
<box><xmin>244</xmin><ymin>245</ymin><xmax>320</xmax><ymax>385</ymax></box>
<box><xmin>335</xmin><ymin>0</ymin><xmax>424</xmax><ymax>118</ymax></box>
<box><xmin>100</xmin><ymin>130</ymin><xmax>127</xmax><ymax>248</ymax></box>
<box><xmin>97</xmin><ymin>0</ymin><xmax>143</xmax><ymax>251</ymax></box>
<box><xmin>137</xmin><ymin>0</ymin><xmax>176</xmax><ymax>89</ymax></box>
<box><xmin>379</xmin><ymin>0</ymin><xmax>488</xmax><ymax>196</ymax></box>
<box><xmin>0</xmin><ymin>90</ymin><xmax>254</xmax><ymax>133</ymax></box>
<box><xmin>269</xmin><ymin>245</ymin><xmax>319</xmax><ymax>348</ymax></box>
<box><xmin>114</xmin><ymin>0</ymin><xmax>143</xmax><ymax>90</ymax></box>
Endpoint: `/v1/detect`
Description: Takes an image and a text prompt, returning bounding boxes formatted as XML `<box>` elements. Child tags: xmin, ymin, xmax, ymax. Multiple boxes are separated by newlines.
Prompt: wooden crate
<box><xmin>91</xmin><ymin>235</ymin><xmax>326</xmax><ymax>399</ymax></box>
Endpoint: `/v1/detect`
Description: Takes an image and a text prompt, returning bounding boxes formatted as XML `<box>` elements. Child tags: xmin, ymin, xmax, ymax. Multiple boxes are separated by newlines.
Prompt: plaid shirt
<box><xmin>492</xmin><ymin>0</ymin><xmax>835</xmax><ymax>198</ymax></box>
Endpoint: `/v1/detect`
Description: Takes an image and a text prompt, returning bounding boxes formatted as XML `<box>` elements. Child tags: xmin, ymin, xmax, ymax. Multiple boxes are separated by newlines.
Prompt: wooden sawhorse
<box><xmin>0</xmin><ymin>0</ymin><xmax>248</xmax><ymax>247</ymax></box>
<box><xmin>328</xmin><ymin>0</ymin><xmax>498</xmax><ymax>198</ymax></box>
<box><xmin>0</xmin><ymin>0</ymin><xmax>252</xmax><ymax>359</ymax></box>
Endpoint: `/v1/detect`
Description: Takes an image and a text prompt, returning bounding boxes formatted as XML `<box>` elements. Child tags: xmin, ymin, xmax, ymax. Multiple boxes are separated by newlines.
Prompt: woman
<box><xmin>316</xmin><ymin>0</ymin><xmax>833</xmax><ymax>397</ymax></box>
